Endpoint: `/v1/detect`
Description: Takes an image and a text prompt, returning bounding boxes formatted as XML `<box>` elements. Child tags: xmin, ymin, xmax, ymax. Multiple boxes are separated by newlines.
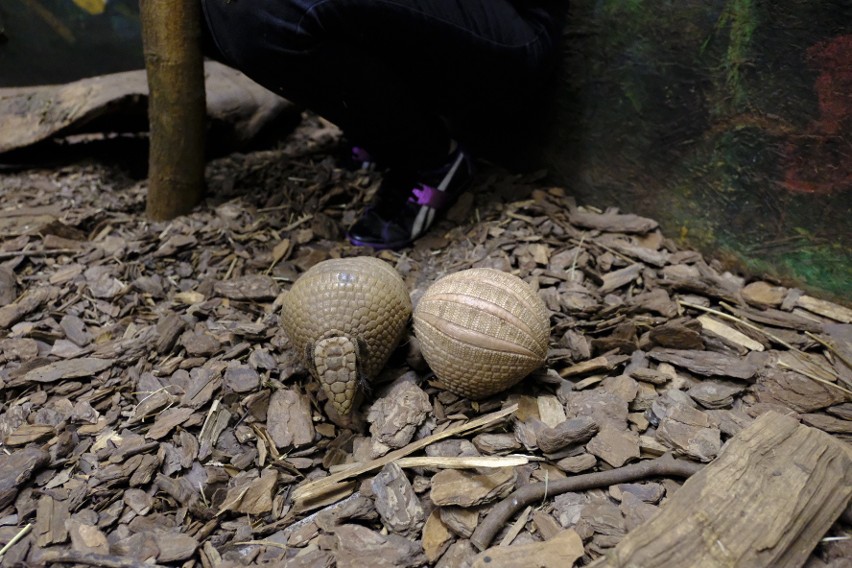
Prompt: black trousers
<box><xmin>201</xmin><ymin>0</ymin><xmax>565</xmax><ymax>171</ymax></box>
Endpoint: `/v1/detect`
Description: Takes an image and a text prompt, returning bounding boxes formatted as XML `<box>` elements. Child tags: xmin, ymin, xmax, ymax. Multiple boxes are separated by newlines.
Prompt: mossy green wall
<box><xmin>0</xmin><ymin>0</ymin><xmax>142</xmax><ymax>88</ymax></box>
<box><xmin>545</xmin><ymin>0</ymin><xmax>851</xmax><ymax>300</ymax></box>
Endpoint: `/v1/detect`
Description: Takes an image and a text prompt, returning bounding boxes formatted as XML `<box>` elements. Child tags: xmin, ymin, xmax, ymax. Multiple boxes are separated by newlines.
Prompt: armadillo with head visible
<box><xmin>280</xmin><ymin>257</ymin><xmax>412</xmax><ymax>415</ymax></box>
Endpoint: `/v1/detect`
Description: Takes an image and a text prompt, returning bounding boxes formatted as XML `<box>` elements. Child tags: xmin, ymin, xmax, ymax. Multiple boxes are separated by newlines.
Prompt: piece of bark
<box><xmin>776</xmin><ymin>350</ymin><xmax>843</xmax><ymax>386</ymax></box>
<box><xmin>4</xmin><ymin>424</ymin><xmax>56</xmax><ymax>446</ymax></box>
<box><xmin>153</xmin><ymin>531</ymin><xmax>199</xmax><ymax>563</ymax></box>
<box><xmin>0</xmin><ymin>265</ymin><xmax>16</xmax><ymax>305</ymax></box>
<box><xmin>649</xmin><ymin>320</ymin><xmax>705</xmax><ymax>350</ymax></box>
<box><xmin>11</xmin><ymin>357</ymin><xmax>113</xmax><ymax>386</ymax></box>
<box><xmin>551</xmin><ymin>492</ymin><xmax>588</xmax><ymax>527</ymax></box>
<box><xmin>697</xmin><ymin>315</ymin><xmax>765</xmax><ymax>352</ymax></box>
<box><xmin>124</xmin><ymin>488</ymin><xmax>154</xmax><ymax>515</ymax></box>
<box><xmin>472</xmin><ymin>432</ymin><xmax>521</xmax><ymax>454</ymax></box>
<box><xmin>559</xmin><ymin>329</ymin><xmax>593</xmax><ymax>360</ymax></box>
<box><xmin>59</xmin><ymin>314</ymin><xmax>92</xmax><ymax>347</ymax></box>
<box><xmin>655</xmin><ymin>404</ymin><xmax>721</xmax><ymax>462</ymax></box>
<box><xmin>587</xmin><ymin>425</ymin><xmax>641</xmax><ymax>468</ymax></box>
<box><xmin>537</xmin><ymin>395</ymin><xmax>567</xmax><ymax>427</ymax></box>
<box><xmin>430</xmin><ymin>468</ymin><xmax>516</xmax><ymax>507</ymax></box>
<box><xmin>587</xmin><ymin>411</ymin><xmax>852</xmax><ymax>568</ymax></box>
<box><xmin>724</xmin><ymin>303</ymin><xmax>822</xmax><ymax>333</ymax></box>
<box><xmin>333</xmin><ymin>524</ymin><xmax>426</xmax><ymax>568</ymax></box>
<box><xmin>313</xmin><ymin>493</ymin><xmax>378</xmax><ymax>532</ymax></box>
<box><xmin>0</xmin><ymin>286</ymin><xmax>54</xmax><ymax>329</ymax></box>
<box><xmin>35</xmin><ymin>495</ymin><xmax>70</xmax><ymax>547</ymax></box>
<box><xmin>181</xmin><ymin>367</ymin><xmax>222</xmax><ymax>409</ymax></box>
<box><xmin>628</xmin><ymin>412</ymin><xmax>649</xmax><ymax>431</ymax></box>
<box><xmin>0</xmin><ymin>447</ymin><xmax>50</xmax><ymax>508</ymax></box>
<box><xmin>795</xmin><ymin>295</ymin><xmax>852</xmax><ymax>323</ymax></box>
<box><xmin>537</xmin><ymin>416</ymin><xmax>598</xmax><ymax>453</ymax></box>
<box><xmin>531</xmin><ymin>510</ymin><xmax>563</xmax><ymax>540</ymax></box>
<box><xmin>214</xmin><ymin>275</ymin><xmax>279</xmax><ymax>301</ymax></box>
<box><xmin>647</xmin><ymin>349</ymin><xmax>760</xmax><ymax>380</ymax></box>
<box><xmin>754</xmin><ymin>367</ymin><xmax>847</xmax><ymax>413</ymax></box>
<box><xmin>155</xmin><ymin>313</ymin><xmax>186</xmax><ymax>354</ymax></box>
<box><xmin>704</xmin><ymin>409</ymin><xmax>753</xmax><ymax>437</ymax></box>
<box><xmin>471</xmin><ymin>529</ymin><xmax>584</xmax><ymax>568</ymax></box>
<box><xmin>128</xmin><ymin>454</ymin><xmax>160</xmax><ymax>487</ymax></box>
<box><xmin>660</xmin><ymin>262</ymin><xmax>743</xmax><ymax>303</ymax></box>
<box><xmin>267</xmin><ymin>388</ymin><xmax>316</xmax><ymax>448</ymax></box>
<box><xmin>569</xmin><ymin>210</ymin><xmax>658</xmax><ymax>234</ymax></box>
<box><xmin>687</xmin><ymin>380</ymin><xmax>746</xmax><ymax>409</ymax></box>
<box><xmin>580</xmin><ymin>498</ymin><xmax>625</xmax><ymax>537</ymax></box>
<box><xmin>610</xmin><ymin>482</ymin><xmax>665</xmax><ymax>504</ymax></box>
<box><xmin>198</xmin><ymin>400</ymin><xmax>231</xmax><ymax>460</ymax></box>
<box><xmin>440</xmin><ymin>506</ymin><xmax>480</xmax><ymax>538</ymax></box>
<box><xmin>559</xmin><ymin>354</ymin><xmax>630</xmax><ymax>378</ymax></box>
<box><xmin>556</xmin><ymin>453</ymin><xmax>597</xmax><ymax>474</ymax></box>
<box><xmin>367</xmin><ymin>379</ymin><xmax>432</xmax><ymax>457</ymax></box>
<box><xmin>224</xmin><ymin>363</ymin><xmax>260</xmax><ymax>393</ymax></box>
<box><xmin>436</xmin><ymin>541</ymin><xmax>478</xmax><ymax>568</ymax></box>
<box><xmin>619</xmin><ymin>492</ymin><xmax>660</xmax><ymax>532</ymax></box>
<box><xmin>371</xmin><ymin>463</ymin><xmax>425</xmax><ymax>536</ymax></box>
<box><xmin>597</xmin><ymin>236</ymin><xmax>669</xmax><ymax>267</ymax></box>
<box><xmin>422</xmin><ymin>510</ymin><xmax>454</xmax><ymax>563</ymax></box>
<box><xmin>67</xmin><ymin>520</ymin><xmax>110</xmax><ymax>555</ymax></box>
<box><xmin>629</xmin><ymin>367</ymin><xmax>671</xmax><ymax>385</ymax></box>
<box><xmin>235</xmin><ymin>468</ymin><xmax>278</xmax><ymax>515</ymax></box>
<box><xmin>742</xmin><ymin>281</ymin><xmax>786</xmax><ymax>307</ymax></box>
<box><xmin>426</xmin><ymin>439</ymin><xmax>480</xmax><ymax>460</ymax></box>
<box><xmin>600</xmin><ymin>264</ymin><xmax>644</xmax><ymax>294</ymax></box>
<box><xmin>565</xmin><ymin>390</ymin><xmax>629</xmax><ymax>430</ymax></box>
<box><xmin>180</xmin><ymin>329</ymin><xmax>221</xmax><ymax>357</ymax></box>
<box><xmin>823</xmin><ymin>325</ymin><xmax>852</xmax><ymax>386</ymax></box>
<box><xmin>801</xmin><ymin>413</ymin><xmax>852</xmax><ymax>435</ymax></box>
<box><xmin>34</xmin><ymin>549</ymin><xmax>161</xmax><ymax>568</ymax></box>
<box><xmin>601</xmin><ymin>375</ymin><xmax>639</xmax><ymax>404</ymax></box>
<box><xmin>827</xmin><ymin>403</ymin><xmax>852</xmax><ymax>421</ymax></box>
<box><xmin>0</xmin><ymin>337</ymin><xmax>38</xmax><ymax>361</ymax></box>
<box><xmin>146</xmin><ymin>407</ymin><xmax>194</xmax><ymax>440</ymax></box>
<box><xmin>630</xmin><ymin>288</ymin><xmax>679</xmax><ymax>318</ymax></box>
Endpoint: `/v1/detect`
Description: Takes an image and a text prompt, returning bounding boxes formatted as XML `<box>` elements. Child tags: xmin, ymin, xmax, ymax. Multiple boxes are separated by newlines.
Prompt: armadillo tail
<box><xmin>314</xmin><ymin>336</ymin><xmax>360</xmax><ymax>415</ymax></box>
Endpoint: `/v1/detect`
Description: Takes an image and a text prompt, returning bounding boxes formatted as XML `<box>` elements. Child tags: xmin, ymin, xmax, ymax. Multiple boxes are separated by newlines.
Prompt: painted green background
<box><xmin>544</xmin><ymin>0</ymin><xmax>851</xmax><ymax>300</ymax></box>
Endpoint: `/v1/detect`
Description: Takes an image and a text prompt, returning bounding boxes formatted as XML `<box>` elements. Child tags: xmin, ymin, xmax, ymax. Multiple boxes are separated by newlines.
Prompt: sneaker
<box><xmin>347</xmin><ymin>147</ymin><xmax>474</xmax><ymax>250</ymax></box>
<box><xmin>336</xmin><ymin>142</ymin><xmax>377</xmax><ymax>172</ymax></box>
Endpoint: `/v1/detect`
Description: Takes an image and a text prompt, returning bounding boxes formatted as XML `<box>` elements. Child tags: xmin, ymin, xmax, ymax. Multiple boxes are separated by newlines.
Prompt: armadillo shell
<box><xmin>413</xmin><ymin>268</ymin><xmax>549</xmax><ymax>399</ymax></box>
<box><xmin>280</xmin><ymin>257</ymin><xmax>412</xmax><ymax>380</ymax></box>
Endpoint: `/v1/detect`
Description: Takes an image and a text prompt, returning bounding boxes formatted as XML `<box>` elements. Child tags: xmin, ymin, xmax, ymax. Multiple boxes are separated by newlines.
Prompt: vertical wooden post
<box><xmin>139</xmin><ymin>0</ymin><xmax>206</xmax><ymax>220</ymax></box>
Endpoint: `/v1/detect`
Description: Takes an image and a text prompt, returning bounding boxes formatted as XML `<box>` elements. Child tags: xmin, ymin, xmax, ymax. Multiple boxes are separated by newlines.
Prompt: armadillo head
<box><xmin>312</xmin><ymin>335</ymin><xmax>361</xmax><ymax>415</ymax></box>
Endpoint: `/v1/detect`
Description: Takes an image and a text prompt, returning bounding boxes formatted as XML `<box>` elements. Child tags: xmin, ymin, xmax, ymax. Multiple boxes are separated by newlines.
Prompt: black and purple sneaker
<box><xmin>347</xmin><ymin>147</ymin><xmax>474</xmax><ymax>250</ymax></box>
<box><xmin>336</xmin><ymin>143</ymin><xmax>377</xmax><ymax>172</ymax></box>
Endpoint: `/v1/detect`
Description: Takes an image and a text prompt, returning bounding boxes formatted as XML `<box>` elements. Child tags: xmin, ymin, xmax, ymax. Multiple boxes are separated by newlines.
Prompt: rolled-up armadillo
<box><xmin>413</xmin><ymin>268</ymin><xmax>549</xmax><ymax>399</ymax></box>
<box><xmin>280</xmin><ymin>257</ymin><xmax>412</xmax><ymax>415</ymax></box>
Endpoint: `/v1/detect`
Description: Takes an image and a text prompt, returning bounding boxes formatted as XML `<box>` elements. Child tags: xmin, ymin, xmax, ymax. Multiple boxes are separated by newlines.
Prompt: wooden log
<box><xmin>139</xmin><ymin>0</ymin><xmax>206</xmax><ymax>220</ymax></box>
<box><xmin>588</xmin><ymin>411</ymin><xmax>852</xmax><ymax>568</ymax></box>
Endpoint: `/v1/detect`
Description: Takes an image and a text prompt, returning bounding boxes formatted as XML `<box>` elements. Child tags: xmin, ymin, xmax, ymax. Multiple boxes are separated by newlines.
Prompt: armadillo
<box><xmin>280</xmin><ymin>257</ymin><xmax>412</xmax><ymax>415</ymax></box>
<box><xmin>413</xmin><ymin>268</ymin><xmax>549</xmax><ymax>399</ymax></box>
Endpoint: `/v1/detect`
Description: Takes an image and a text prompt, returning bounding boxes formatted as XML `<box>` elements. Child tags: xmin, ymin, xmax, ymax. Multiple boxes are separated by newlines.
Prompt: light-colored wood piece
<box><xmin>697</xmin><ymin>315</ymin><xmax>764</xmax><ymax>351</ymax></box>
<box><xmin>796</xmin><ymin>295</ymin><xmax>852</xmax><ymax>323</ymax></box>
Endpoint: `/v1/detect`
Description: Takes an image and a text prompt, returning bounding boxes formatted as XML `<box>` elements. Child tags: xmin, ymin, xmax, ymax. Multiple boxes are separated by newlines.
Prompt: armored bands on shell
<box><xmin>280</xmin><ymin>257</ymin><xmax>412</xmax><ymax>415</ymax></box>
<box><xmin>413</xmin><ymin>268</ymin><xmax>549</xmax><ymax>399</ymax></box>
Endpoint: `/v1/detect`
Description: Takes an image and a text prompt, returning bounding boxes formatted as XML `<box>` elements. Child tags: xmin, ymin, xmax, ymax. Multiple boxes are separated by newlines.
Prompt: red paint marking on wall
<box><xmin>781</xmin><ymin>35</ymin><xmax>852</xmax><ymax>195</ymax></box>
